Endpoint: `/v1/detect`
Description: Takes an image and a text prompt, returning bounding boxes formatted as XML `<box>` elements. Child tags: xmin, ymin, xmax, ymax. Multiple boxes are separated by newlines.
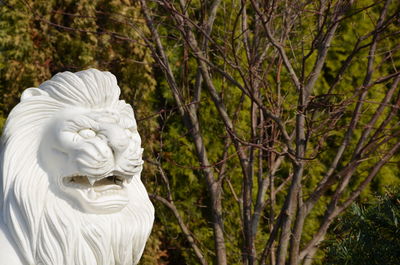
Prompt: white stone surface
<box><xmin>0</xmin><ymin>69</ymin><xmax>154</xmax><ymax>265</ymax></box>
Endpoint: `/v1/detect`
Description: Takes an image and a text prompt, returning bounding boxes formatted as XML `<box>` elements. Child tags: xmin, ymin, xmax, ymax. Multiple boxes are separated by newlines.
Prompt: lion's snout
<box><xmin>74</xmin><ymin>126</ymin><xmax>141</xmax><ymax>177</ymax></box>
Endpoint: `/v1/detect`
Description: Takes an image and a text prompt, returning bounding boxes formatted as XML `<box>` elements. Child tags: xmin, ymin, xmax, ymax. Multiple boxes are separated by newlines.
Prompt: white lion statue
<box><xmin>0</xmin><ymin>69</ymin><xmax>154</xmax><ymax>265</ymax></box>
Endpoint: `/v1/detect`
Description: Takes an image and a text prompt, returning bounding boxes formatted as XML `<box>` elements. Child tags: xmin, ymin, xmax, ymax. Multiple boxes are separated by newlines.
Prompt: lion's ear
<box><xmin>21</xmin><ymin>87</ymin><xmax>49</xmax><ymax>101</ymax></box>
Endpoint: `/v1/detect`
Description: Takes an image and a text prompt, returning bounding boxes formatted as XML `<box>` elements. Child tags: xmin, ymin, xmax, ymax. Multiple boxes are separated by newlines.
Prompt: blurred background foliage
<box><xmin>0</xmin><ymin>0</ymin><xmax>399</xmax><ymax>264</ymax></box>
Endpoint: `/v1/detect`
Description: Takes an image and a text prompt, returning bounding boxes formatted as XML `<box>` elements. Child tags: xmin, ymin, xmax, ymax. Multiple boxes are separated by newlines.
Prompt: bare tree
<box><xmin>138</xmin><ymin>0</ymin><xmax>400</xmax><ymax>264</ymax></box>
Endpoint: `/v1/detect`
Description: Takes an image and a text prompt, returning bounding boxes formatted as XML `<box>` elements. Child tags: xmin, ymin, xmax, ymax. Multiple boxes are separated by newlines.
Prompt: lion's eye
<box><xmin>78</xmin><ymin>129</ymin><xmax>96</xmax><ymax>138</ymax></box>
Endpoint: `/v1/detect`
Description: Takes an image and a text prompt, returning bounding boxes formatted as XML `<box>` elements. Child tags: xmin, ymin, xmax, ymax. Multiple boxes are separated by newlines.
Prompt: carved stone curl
<box><xmin>0</xmin><ymin>69</ymin><xmax>154</xmax><ymax>265</ymax></box>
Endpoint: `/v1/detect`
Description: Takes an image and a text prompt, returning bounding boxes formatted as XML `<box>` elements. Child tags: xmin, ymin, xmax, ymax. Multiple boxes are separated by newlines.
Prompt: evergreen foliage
<box><xmin>324</xmin><ymin>189</ymin><xmax>400</xmax><ymax>265</ymax></box>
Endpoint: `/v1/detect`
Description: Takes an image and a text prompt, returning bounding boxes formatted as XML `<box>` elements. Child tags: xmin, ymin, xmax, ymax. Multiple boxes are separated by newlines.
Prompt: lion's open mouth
<box><xmin>63</xmin><ymin>174</ymin><xmax>128</xmax><ymax>192</ymax></box>
<box><xmin>60</xmin><ymin>173</ymin><xmax>131</xmax><ymax>213</ymax></box>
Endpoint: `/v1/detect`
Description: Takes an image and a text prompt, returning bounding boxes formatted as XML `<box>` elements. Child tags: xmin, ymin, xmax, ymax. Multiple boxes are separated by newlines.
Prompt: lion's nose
<box><xmin>101</xmin><ymin>124</ymin><xmax>130</xmax><ymax>157</ymax></box>
<box><xmin>109</xmin><ymin>137</ymin><xmax>129</xmax><ymax>155</ymax></box>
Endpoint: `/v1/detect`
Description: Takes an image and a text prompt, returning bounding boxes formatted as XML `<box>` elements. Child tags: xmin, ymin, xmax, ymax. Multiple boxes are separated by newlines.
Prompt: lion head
<box><xmin>0</xmin><ymin>69</ymin><xmax>154</xmax><ymax>265</ymax></box>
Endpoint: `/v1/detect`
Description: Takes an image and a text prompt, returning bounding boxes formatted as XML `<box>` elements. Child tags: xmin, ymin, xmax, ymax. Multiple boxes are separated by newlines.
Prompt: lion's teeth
<box><xmin>88</xmin><ymin>177</ymin><xmax>96</xmax><ymax>186</ymax></box>
<box><xmin>126</xmin><ymin>177</ymin><xmax>132</xmax><ymax>184</ymax></box>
